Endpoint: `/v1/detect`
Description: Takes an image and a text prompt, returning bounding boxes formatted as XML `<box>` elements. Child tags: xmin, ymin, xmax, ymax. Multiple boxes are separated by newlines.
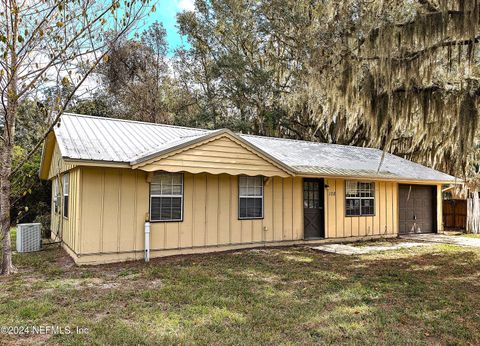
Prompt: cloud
<box><xmin>177</xmin><ymin>0</ymin><xmax>195</xmax><ymax>12</ymax></box>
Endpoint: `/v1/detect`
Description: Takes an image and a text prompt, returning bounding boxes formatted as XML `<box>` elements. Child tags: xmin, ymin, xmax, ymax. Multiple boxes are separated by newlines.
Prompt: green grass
<box><xmin>1</xmin><ymin>231</ymin><xmax>480</xmax><ymax>345</ymax></box>
<box><xmin>444</xmin><ymin>231</ymin><xmax>480</xmax><ymax>239</ymax></box>
<box><xmin>461</xmin><ymin>234</ymin><xmax>480</xmax><ymax>238</ymax></box>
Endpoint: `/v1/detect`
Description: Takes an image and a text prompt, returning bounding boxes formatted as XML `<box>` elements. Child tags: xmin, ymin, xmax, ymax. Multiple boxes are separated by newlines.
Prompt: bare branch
<box><xmin>9</xmin><ymin>10</ymin><xmax>146</xmax><ymax>177</ymax></box>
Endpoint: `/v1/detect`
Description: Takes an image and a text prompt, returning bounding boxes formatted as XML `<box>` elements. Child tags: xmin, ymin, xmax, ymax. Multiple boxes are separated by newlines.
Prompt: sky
<box><xmin>143</xmin><ymin>0</ymin><xmax>195</xmax><ymax>54</ymax></box>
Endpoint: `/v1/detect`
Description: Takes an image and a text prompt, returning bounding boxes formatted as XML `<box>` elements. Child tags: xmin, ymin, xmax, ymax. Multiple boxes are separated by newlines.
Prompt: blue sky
<box><xmin>142</xmin><ymin>0</ymin><xmax>194</xmax><ymax>54</ymax></box>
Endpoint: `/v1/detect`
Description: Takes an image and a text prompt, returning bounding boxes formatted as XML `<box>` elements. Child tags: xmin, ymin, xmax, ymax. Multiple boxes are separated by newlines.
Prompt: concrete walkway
<box><xmin>311</xmin><ymin>234</ymin><xmax>480</xmax><ymax>255</ymax></box>
<box><xmin>400</xmin><ymin>233</ymin><xmax>480</xmax><ymax>248</ymax></box>
<box><xmin>311</xmin><ymin>242</ymin><xmax>431</xmax><ymax>255</ymax></box>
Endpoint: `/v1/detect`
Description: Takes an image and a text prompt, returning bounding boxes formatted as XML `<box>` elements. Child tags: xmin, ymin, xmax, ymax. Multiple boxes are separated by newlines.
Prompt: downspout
<box><xmin>144</xmin><ymin>221</ymin><xmax>150</xmax><ymax>262</ymax></box>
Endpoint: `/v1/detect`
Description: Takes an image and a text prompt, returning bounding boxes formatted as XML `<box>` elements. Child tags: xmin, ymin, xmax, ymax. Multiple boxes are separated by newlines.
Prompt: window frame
<box><xmin>344</xmin><ymin>181</ymin><xmax>375</xmax><ymax>217</ymax></box>
<box><xmin>238</xmin><ymin>175</ymin><xmax>264</xmax><ymax>220</ymax></box>
<box><xmin>53</xmin><ymin>178</ymin><xmax>60</xmax><ymax>214</ymax></box>
<box><xmin>149</xmin><ymin>172</ymin><xmax>184</xmax><ymax>222</ymax></box>
<box><xmin>63</xmin><ymin>173</ymin><xmax>69</xmax><ymax>219</ymax></box>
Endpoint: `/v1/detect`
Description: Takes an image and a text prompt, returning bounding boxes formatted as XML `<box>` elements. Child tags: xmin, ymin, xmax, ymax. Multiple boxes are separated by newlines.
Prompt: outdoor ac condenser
<box><xmin>16</xmin><ymin>223</ymin><xmax>42</xmax><ymax>253</ymax></box>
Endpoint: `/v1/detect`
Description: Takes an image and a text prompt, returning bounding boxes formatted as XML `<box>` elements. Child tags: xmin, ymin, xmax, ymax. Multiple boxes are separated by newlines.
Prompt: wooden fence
<box><xmin>443</xmin><ymin>199</ymin><xmax>467</xmax><ymax>230</ymax></box>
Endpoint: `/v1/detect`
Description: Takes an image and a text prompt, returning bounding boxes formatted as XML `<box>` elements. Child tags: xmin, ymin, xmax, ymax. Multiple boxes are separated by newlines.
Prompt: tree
<box><xmin>100</xmin><ymin>22</ymin><xmax>175</xmax><ymax>122</ymax></box>
<box><xmin>311</xmin><ymin>0</ymin><xmax>480</xmax><ymax>177</ymax></box>
<box><xmin>0</xmin><ymin>0</ymin><xmax>152</xmax><ymax>275</ymax></box>
<box><xmin>176</xmin><ymin>0</ymin><xmax>316</xmax><ymax>135</ymax></box>
<box><xmin>176</xmin><ymin>0</ymin><xmax>479</xmax><ymax>182</ymax></box>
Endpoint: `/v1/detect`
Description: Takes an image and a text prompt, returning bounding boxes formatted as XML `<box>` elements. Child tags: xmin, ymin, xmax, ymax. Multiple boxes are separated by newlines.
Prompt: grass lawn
<box><xmin>461</xmin><ymin>234</ymin><xmax>480</xmax><ymax>238</ymax></box>
<box><xmin>444</xmin><ymin>231</ymin><xmax>480</xmax><ymax>238</ymax></box>
<box><xmin>1</xmin><ymin>231</ymin><xmax>480</xmax><ymax>345</ymax></box>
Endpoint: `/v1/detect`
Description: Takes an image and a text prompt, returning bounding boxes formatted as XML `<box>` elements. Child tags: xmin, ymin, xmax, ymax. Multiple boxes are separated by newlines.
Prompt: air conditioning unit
<box><xmin>16</xmin><ymin>223</ymin><xmax>42</xmax><ymax>253</ymax></box>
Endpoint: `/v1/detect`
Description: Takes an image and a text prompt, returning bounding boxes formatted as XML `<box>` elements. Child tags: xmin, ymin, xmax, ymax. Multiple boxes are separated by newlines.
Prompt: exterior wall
<box><xmin>76</xmin><ymin>167</ymin><xmax>303</xmax><ymax>263</ymax></box>
<box><xmin>137</xmin><ymin>135</ymin><xmax>290</xmax><ymax>177</ymax></box>
<box><xmin>324</xmin><ymin>179</ymin><xmax>399</xmax><ymax>238</ymax></box>
<box><xmin>436</xmin><ymin>184</ymin><xmax>444</xmax><ymax>232</ymax></box>
<box><xmin>48</xmin><ymin>165</ymin><xmax>444</xmax><ymax>265</ymax></box>
<box><xmin>50</xmin><ymin>168</ymin><xmax>81</xmax><ymax>254</ymax></box>
<box><xmin>48</xmin><ymin>143</ymin><xmax>76</xmax><ymax>179</ymax></box>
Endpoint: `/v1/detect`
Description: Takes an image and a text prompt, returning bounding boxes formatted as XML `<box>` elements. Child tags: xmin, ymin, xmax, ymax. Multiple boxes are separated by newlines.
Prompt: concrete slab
<box><xmin>311</xmin><ymin>242</ymin><xmax>431</xmax><ymax>255</ymax></box>
<box><xmin>400</xmin><ymin>234</ymin><xmax>480</xmax><ymax>248</ymax></box>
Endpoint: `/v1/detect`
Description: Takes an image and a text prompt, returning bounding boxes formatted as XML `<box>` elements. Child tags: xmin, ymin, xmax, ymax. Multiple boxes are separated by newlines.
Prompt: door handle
<box><xmin>413</xmin><ymin>214</ymin><xmax>416</xmax><ymax>220</ymax></box>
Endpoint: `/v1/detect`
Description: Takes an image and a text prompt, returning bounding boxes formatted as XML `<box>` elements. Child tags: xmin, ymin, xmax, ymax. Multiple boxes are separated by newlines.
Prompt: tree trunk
<box><xmin>0</xmin><ymin>144</ymin><xmax>15</xmax><ymax>275</ymax></box>
<box><xmin>1</xmin><ymin>3</ymin><xmax>18</xmax><ymax>275</ymax></box>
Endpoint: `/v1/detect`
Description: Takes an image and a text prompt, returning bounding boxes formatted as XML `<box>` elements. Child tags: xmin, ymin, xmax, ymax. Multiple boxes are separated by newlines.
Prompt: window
<box><xmin>53</xmin><ymin>178</ymin><xmax>60</xmax><ymax>213</ymax></box>
<box><xmin>345</xmin><ymin>181</ymin><xmax>375</xmax><ymax>216</ymax></box>
<box><xmin>239</xmin><ymin>176</ymin><xmax>264</xmax><ymax>219</ymax></box>
<box><xmin>150</xmin><ymin>172</ymin><xmax>183</xmax><ymax>221</ymax></box>
<box><xmin>63</xmin><ymin>173</ymin><xmax>69</xmax><ymax>218</ymax></box>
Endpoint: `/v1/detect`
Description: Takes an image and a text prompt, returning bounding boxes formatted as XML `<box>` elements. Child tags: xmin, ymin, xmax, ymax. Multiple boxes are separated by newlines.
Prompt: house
<box><xmin>39</xmin><ymin>113</ymin><xmax>459</xmax><ymax>265</ymax></box>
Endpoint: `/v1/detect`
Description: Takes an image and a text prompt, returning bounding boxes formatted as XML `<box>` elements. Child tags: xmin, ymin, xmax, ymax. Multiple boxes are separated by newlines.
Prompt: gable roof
<box><xmin>42</xmin><ymin>113</ymin><xmax>460</xmax><ymax>183</ymax></box>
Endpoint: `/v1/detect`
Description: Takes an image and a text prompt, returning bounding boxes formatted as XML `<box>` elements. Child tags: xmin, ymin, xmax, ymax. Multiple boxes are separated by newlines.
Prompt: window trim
<box><xmin>149</xmin><ymin>172</ymin><xmax>184</xmax><ymax>222</ymax></box>
<box><xmin>344</xmin><ymin>181</ymin><xmax>375</xmax><ymax>217</ymax></box>
<box><xmin>53</xmin><ymin>178</ymin><xmax>60</xmax><ymax>214</ymax></box>
<box><xmin>63</xmin><ymin>173</ymin><xmax>69</xmax><ymax>219</ymax></box>
<box><xmin>238</xmin><ymin>175</ymin><xmax>264</xmax><ymax>220</ymax></box>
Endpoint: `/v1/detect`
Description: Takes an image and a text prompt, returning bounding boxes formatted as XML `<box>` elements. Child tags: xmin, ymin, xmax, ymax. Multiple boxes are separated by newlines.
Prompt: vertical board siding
<box><xmin>72</xmin><ymin>166</ymin><xmax>443</xmax><ymax>258</ymax></box>
<box><xmin>292</xmin><ymin>177</ymin><xmax>303</xmax><ymax>239</ymax></box>
<box><xmin>77</xmin><ymin>168</ymin><xmax>303</xmax><ymax>255</ymax></box>
<box><xmin>263</xmin><ymin>178</ymin><xmax>274</xmax><ymax>242</ymax></box>
<box><xmin>436</xmin><ymin>184</ymin><xmax>443</xmax><ymax>232</ymax></box>
<box><xmin>49</xmin><ymin>168</ymin><xmax>80</xmax><ymax>253</ymax></box>
<box><xmin>324</xmin><ymin>179</ymin><xmax>399</xmax><ymax>238</ymax></box>
<box><xmin>47</xmin><ymin>143</ymin><xmax>76</xmax><ymax>180</ymax></box>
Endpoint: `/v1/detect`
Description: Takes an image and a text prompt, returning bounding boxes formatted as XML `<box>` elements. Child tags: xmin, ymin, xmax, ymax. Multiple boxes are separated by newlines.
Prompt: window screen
<box><xmin>63</xmin><ymin>174</ymin><xmax>69</xmax><ymax>218</ymax></box>
<box><xmin>239</xmin><ymin>176</ymin><xmax>263</xmax><ymax>219</ymax></box>
<box><xmin>345</xmin><ymin>181</ymin><xmax>375</xmax><ymax>216</ymax></box>
<box><xmin>150</xmin><ymin>172</ymin><xmax>183</xmax><ymax>221</ymax></box>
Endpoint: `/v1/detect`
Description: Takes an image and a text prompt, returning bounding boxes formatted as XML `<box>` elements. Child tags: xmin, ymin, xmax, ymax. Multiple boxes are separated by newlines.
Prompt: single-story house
<box><xmin>39</xmin><ymin>113</ymin><xmax>459</xmax><ymax>265</ymax></box>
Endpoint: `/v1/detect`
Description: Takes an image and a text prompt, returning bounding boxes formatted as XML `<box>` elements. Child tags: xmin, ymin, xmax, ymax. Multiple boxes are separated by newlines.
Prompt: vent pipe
<box><xmin>144</xmin><ymin>221</ymin><xmax>150</xmax><ymax>262</ymax></box>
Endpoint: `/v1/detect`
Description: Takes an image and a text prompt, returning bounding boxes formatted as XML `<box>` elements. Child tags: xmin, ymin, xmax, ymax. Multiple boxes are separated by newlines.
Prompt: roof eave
<box><xmin>297</xmin><ymin>171</ymin><xmax>463</xmax><ymax>184</ymax></box>
<box><xmin>38</xmin><ymin>131</ymin><xmax>56</xmax><ymax>180</ymax></box>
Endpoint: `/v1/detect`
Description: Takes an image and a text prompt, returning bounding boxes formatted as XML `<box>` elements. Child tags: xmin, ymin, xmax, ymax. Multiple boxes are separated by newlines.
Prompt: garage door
<box><xmin>399</xmin><ymin>185</ymin><xmax>436</xmax><ymax>234</ymax></box>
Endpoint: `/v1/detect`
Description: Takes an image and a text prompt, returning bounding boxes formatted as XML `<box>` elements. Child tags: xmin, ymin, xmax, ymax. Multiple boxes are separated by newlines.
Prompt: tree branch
<box><xmin>9</xmin><ymin>11</ymin><xmax>145</xmax><ymax>177</ymax></box>
<box><xmin>355</xmin><ymin>35</ymin><xmax>480</xmax><ymax>62</ymax></box>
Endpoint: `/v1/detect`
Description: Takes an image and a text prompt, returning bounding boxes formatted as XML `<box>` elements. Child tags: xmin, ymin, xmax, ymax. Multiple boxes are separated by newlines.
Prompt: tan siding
<box><xmin>75</xmin><ymin>168</ymin><xmax>303</xmax><ymax>258</ymax></box>
<box><xmin>217</xmin><ymin>175</ymin><xmax>231</xmax><ymax>244</ymax></box>
<box><xmin>193</xmin><ymin>174</ymin><xmax>207</xmax><ymax>247</ymax></box>
<box><xmin>264</xmin><ymin>178</ymin><xmax>274</xmax><ymax>242</ymax></box>
<box><xmin>138</xmin><ymin>136</ymin><xmax>290</xmax><ymax>177</ymax></box>
<box><xmin>292</xmin><ymin>177</ymin><xmax>303</xmax><ymax>239</ymax></box>
<box><xmin>47</xmin><ymin>143</ymin><xmax>76</xmax><ymax>179</ymax></box>
<box><xmin>436</xmin><ymin>184</ymin><xmax>443</xmax><ymax>232</ymax></box>
<box><xmin>79</xmin><ymin>168</ymin><xmax>147</xmax><ymax>257</ymax></box>
<box><xmin>49</xmin><ymin>168</ymin><xmax>80</xmax><ymax>253</ymax></box>
<box><xmin>273</xmin><ymin>177</ymin><xmax>283</xmax><ymax>241</ymax></box>
<box><xmin>230</xmin><ymin>176</ymin><xmax>242</xmax><ymax>244</ymax></box>
<box><xmin>335</xmin><ymin>179</ymin><xmax>345</xmax><ymax>237</ymax></box>
<box><xmin>179</xmin><ymin>173</ymin><xmax>194</xmax><ymax>248</ymax></box>
<box><xmin>206</xmin><ymin>174</ymin><xmax>219</xmax><ymax>246</ymax></box>
<box><xmin>67</xmin><ymin>166</ymin><xmax>443</xmax><ymax>264</ymax></box>
<box><xmin>119</xmin><ymin>171</ymin><xmax>137</xmax><ymax>252</ymax></box>
<box><xmin>324</xmin><ymin>179</ymin><xmax>399</xmax><ymax>238</ymax></box>
<box><xmin>283</xmin><ymin>178</ymin><xmax>293</xmax><ymax>241</ymax></box>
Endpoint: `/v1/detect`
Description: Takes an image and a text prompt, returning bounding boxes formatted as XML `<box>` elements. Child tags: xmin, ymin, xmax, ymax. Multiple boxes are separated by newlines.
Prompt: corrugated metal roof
<box><xmin>53</xmin><ymin>113</ymin><xmax>459</xmax><ymax>182</ymax></box>
<box><xmin>55</xmin><ymin>113</ymin><xmax>210</xmax><ymax>162</ymax></box>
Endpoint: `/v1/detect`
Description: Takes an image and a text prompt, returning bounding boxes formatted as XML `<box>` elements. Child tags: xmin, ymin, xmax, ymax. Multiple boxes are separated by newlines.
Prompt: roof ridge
<box><xmin>63</xmin><ymin>113</ymin><xmax>383</xmax><ymax>153</ymax></box>
<box><xmin>62</xmin><ymin>112</ymin><xmax>213</xmax><ymax>132</ymax></box>
<box><xmin>240</xmin><ymin>133</ymin><xmax>382</xmax><ymax>152</ymax></box>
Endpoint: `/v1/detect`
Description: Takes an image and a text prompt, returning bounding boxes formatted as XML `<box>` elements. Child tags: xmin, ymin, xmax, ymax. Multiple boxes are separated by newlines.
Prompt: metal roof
<box><xmin>53</xmin><ymin>113</ymin><xmax>459</xmax><ymax>183</ymax></box>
